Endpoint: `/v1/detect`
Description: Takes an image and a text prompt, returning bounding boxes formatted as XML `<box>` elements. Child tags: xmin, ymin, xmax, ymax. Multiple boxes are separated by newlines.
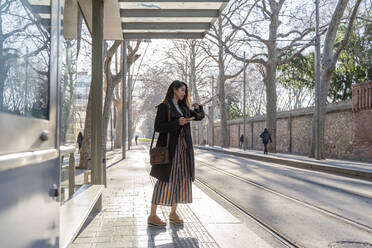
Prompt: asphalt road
<box><xmin>194</xmin><ymin>149</ymin><xmax>372</xmax><ymax>248</ymax></box>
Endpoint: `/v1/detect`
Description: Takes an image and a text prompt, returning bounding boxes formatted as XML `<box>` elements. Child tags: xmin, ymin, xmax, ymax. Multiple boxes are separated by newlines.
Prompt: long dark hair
<box><xmin>162</xmin><ymin>80</ymin><xmax>191</xmax><ymax>109</ymax></box>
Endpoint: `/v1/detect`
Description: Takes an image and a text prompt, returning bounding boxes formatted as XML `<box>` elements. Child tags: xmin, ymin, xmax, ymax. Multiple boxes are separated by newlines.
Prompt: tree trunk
<box><xmin>189</xmin><ymin>41</ymin><xmax>202</xmax><ymax>145</ymax></box>
<box><xmin>127</xmin><ymin>75</ymin><xmax>132</xmax><ymax>149</ymax></box>
<box><xmin>102</xmin><ymin>82</ymin><xmax>115</xmax><ymax>155</ymax></box>
<box><xmin>265</xmin><ymin>63</ymin><xmax>277</xmax><ymax>153</ymax></box>
<box><xmin>114</xmin><ymin>101</ymin><xmax>122</xmax><ymax>148</ymax></box>
<box><xmin>79</xmin><ymin>40</ymin><xmax>140</xmax><ymax>168</ymax></box>
<box><xmin>264</xmin><ymin>1</ymin><xmax>280</xmax><ymax>153</ymax></box>
<box><xmin>188</xmin><ymin>42</ymin><xmax>196</xmax><ymax>143</ymax></box>
<box><xmin>62</xmin><ymin>40</ymin><xmax>75</xmax><ymax>144</ymax></box>
<box><xmin>217</xmin><ymin>17</ymin><xmax>229</xmax><ymax>148</ymax></box>
<box><xmin>208</xmin><ymin>106</ymin><xmax>214</xmax><ymax>146</ymax></box>
<box><xmin>310</xmin><ymin>0</ymin><xmax>360</xmax><ymax>158</ymax></box>
<box><xmin>78</xmin><ymin>84</ymin><xmax>93</xmax><ymax>169</ymax></box>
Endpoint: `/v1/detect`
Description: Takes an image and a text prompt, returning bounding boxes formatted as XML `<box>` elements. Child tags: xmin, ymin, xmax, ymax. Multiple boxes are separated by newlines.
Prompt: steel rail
<box><xmin>195</xmin><ymin>176</ymin><xmax>302</xmax><ymax>248</ymax></box>
<box><xmin>196</xmin><ymin>160</ymin><xmax>372</xmax><ymax>234</ymax></box>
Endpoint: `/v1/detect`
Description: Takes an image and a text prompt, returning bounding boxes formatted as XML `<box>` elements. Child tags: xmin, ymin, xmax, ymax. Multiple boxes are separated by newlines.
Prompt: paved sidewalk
<box><xmin>196</xmin><ymin>145</ymin><xmax>372</xmax><ymax>181</ymax></box>
<box><xmin>69</xmin><ymin>146</ymin><xmax>272</xmax><ymax>248</ymax></box>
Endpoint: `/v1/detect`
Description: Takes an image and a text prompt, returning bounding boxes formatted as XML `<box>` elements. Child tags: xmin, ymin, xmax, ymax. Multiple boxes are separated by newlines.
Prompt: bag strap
<box><xmin>150</xmin><ymin>101</ymin><xmax>171</xmax><ymax>149</ymax></box>
<box><xmin>164</xmin><ymin>101</ymin><xmax>171</xmax><ymax>148</ymax></box>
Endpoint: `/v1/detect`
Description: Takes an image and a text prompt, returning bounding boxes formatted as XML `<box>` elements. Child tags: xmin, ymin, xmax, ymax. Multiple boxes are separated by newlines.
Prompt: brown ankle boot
<box><xmin>148</xmin><ymin>215</ymin><xmax>166</xmax><ymax>227</ymax></box>
<box><xmin>169</xmin><ymin>212</ymin><xmax>183</xmax><ymax>225</ymax></box>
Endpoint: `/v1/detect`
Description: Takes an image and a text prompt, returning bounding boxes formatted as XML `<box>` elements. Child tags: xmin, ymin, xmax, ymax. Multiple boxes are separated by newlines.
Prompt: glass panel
<box><xmin>60</xmin><ymin>154</ymin><xmax>70</xmax><ymax>203</ymax></box>
<box><xmin>75</xmin><ymin>18</ymin><xmax>91</xmax><ymax>141</ymax></box>
<box><xmin>60</xmin><ymin>0</ymin><xmax>78</xmax><ymax>145</ymax></box>
<box><xmin>0</xmin><ymin>0</ymin><xmax>51</xmax><ymax>119</ymax></box>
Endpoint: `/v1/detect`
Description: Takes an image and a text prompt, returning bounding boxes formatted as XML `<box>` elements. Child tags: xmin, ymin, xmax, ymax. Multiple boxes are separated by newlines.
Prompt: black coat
<box><xmin>150</xmin><ymin>100</ymin><xmax>205</xmax><ymax>182</ymax></box>
<box><xmin>260</xmin><ymin>130</ymin><xmax>272</xmax><ymax>144</ymax></box>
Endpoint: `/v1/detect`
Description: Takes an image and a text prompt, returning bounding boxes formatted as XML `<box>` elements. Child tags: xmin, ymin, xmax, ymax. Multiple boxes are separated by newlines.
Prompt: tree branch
<box><xmin>278</xmin><ymin>42</ymin><xmax>313</xmax><ymax>65</ymax></box>
<box><xmin>225</xmin><ymin>67</ymin><xmax>244</xmax><ymax>80</ymax></box>
<box><xmin>1</xmin><ymin>22</ymin><xmax>33</xmax><ymax>40</ymax></box>
<box><xmin>224</xmin><ymin>43</ymin><xmax>266</xmax><ymax>65</ymax></box>
<box><xmin>224</xmin><ymin>13</ymin><xmax>268</xmax><ymax>46</ymax></box>
<box><xmin>334</xmin><ymin>0</ymin><xmax>362</xmax><ymax>59</ymax></box>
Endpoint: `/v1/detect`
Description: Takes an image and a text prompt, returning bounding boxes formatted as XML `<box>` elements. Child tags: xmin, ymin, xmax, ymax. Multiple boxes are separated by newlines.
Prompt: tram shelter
<box><xmin>0</xmin><ymin>0</ymin><xmax>229</xmax><ymax>247</ymax></box>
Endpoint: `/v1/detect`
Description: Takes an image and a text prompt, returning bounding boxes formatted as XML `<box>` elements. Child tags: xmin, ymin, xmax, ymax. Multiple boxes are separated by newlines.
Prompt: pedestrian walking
<box><xmin>135</xmin><ymin>135</ymin><xmax>138</xmax><ymax>145</ymax></box>
<box><xmin>260</xmin><ymin>128</ymin><xmax>272</xmax><ymax>154</ymax></box>
<box><xmin>77</xmin><ymin>132</ymin><xmax>83</xmax><ymax>153</ymax></box>
<box><xmin>239</xmin><ymin>134</ymin><xmax>244</xmax><ymax>148</ymax></box>
<box><xmin>148</xmin><ymin>80</ymin><xmax>205</xmax><ymax>227</ymax></box>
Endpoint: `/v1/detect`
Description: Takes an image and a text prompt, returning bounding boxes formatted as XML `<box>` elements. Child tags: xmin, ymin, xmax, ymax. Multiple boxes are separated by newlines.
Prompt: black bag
<box><xmin>149</xmin><ymin>101</ymin><xmax>171</xmax><ymax>166</ymax></box>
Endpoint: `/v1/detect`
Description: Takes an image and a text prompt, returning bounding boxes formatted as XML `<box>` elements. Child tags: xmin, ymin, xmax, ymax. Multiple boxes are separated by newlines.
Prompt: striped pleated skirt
<box><xmin>151</xmin><ymin>128</ymin><xmax>192</xmax><ymax>206</ymax></box>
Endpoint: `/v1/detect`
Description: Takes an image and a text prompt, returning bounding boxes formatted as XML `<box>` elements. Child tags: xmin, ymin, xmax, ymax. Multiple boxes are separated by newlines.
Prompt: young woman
<box><xmin>148</xmin><ymin>80</ymin><xmax>205</xmax><ymax>227</ymax></box>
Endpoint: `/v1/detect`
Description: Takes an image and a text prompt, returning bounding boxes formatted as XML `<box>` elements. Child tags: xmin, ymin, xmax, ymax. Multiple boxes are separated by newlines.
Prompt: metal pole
<box><xmin>243</xmin><ymin>52</ymin><xmax>247</xmax><ymax>151</ymax></box>
<box><xmin>110</xmin><ymin>103</ymin><xmax>113</xmax><ymax>150</ymax></box>
<box><xmin>24</xmin><ymin>47</ymin><xmax>29</xmax><ymax>113</ymax></box>
<box><xmin>198</xmin><ymin>125</ymin><xmax>200</xmax><ymax>145</ymax></box>
<box><xmin>91</xmin><ymin>0</ymin><xmax>104</xmax><ymax>209</ymax></box>
<box><xmin>211</xmin><ymin>76</ymin><xmax>215</xmax><ymax>146</ymax></box>
<box><xmin>314</xmin><ymin>0</ymin><xmax>321</xmax><ymax>160</ymax></box>
<box><xmin>127</xmin><ymin>73</ymin><xmax>131</xmax><ymax>150</ymax></box>
<box><xmin>122</xmin><ymin>40</ymin><xmax>127</xmax><ymax>159</ymax></box>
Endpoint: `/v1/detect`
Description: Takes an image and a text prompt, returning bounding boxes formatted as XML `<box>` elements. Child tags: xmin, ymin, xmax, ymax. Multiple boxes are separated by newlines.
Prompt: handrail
<box><xmin>60</xmin><ymin>146</ymin><xmax>76</xmax><ymax>156</ymax></box>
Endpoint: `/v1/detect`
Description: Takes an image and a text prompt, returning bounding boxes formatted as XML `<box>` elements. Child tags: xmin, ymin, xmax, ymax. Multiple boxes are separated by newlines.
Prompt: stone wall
<box><xmin>201</xmin><ymin>82</ymin><xmax>372</xmax><ymax>161</ymax></box>
<box><xmin>209</xmin><ymin>100</ymin><xmax>366</xmax><ymax>161</ymax></box>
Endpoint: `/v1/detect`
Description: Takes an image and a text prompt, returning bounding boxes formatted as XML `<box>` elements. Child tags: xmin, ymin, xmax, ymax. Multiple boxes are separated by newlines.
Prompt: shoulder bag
<box><xmin>149</xmin><ymin>101</ymin><xmax>171</xmax><ymax>166</ymax></box>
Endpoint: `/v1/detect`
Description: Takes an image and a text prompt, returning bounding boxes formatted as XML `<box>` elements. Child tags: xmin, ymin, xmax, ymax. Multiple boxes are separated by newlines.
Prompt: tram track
<box><xmin>196</xmin><ymin>160</ymin><xmax>372</xmax><ymax>234</ymax></box>
<box><xmin>194</xmin><ymin>159</ymin><xmax>372</xmax><ymax>248</ymax></box>
<box><xmin>195</xmin><ymin>176</ymin><xmax>302</xmax><ymax>248</ymax></box>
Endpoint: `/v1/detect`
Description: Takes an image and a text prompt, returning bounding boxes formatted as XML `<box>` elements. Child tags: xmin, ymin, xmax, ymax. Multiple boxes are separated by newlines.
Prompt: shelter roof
<box><xmin>26</xmin><ymin>0</ymin><xmax>229</xmax><ymax>40</ymax></box>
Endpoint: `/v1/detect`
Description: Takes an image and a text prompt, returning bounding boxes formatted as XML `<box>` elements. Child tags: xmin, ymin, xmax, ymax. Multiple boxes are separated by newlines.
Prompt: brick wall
<box><xmin>352</xmin><ymin>81</ymin><xmax>372</xmax><ymax>160</ymax></box>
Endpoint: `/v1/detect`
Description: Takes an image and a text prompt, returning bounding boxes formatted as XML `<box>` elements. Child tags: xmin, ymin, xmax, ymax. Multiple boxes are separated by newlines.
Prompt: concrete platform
<box><xmin>195</xmin><ymin>146</ymin><xmax>372</xmax><ymax>182</ymax></box>
<box><xmin>68</xmin><ymin>146</ymin><xmax>274</xmax><ymax>248</ymax></box>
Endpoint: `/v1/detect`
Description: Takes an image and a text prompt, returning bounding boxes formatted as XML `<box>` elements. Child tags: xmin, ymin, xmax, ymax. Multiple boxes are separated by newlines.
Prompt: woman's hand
<box><xmin>179</xmin><ymin>117</ymin><xmax>193</xmax><ymax>126</ymax></box>
<box><xmin>192</xmin><ymin>103</ymin><xmax>200</xmax><ymax>110</ymax></box>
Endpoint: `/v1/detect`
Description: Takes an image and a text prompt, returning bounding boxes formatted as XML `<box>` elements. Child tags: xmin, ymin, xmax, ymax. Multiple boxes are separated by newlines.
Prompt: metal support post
<box><xmin>211</xmin><ymin>76</ymin><xmax>215</xmax><ymax>146</ymax></box>
<box><xmin>314</xmin><ymin>0</ymin><xmax>321</xmax><ymax>160</ymax></box>
<box><xmin>127</xmin><ymin>74</ymin><xmax>132</xmax><ymax>150</ymax></box>
<box><xmin>91</xmin><ymin>0</ymin><xmax>104</xmax><ymax>210</ymax></box>
<box><xmin>24</xmin><ymin>47</ymin><xmax>29</xmax><ymax>113</ymax></box>
<box><xmin>243</xmin><ymin>52</ymin><xmax>247</xmax><ymax>151</ymax></box>
<box><xmin>110</xmin><ymin>103</ymin><xmax>113</xmax><ymax>150</ymax></box>
<box><xmin>122</xmin><ymin>40</ymin><xmax>127</xmax><ymax>159</ymax></box>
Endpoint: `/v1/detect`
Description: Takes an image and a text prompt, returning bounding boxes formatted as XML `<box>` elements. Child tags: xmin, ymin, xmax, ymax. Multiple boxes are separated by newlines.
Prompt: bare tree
<box><xmin>161</xmin><ymin>39</ymin><xmax>212</xmax><ymax>143</ymax></box>
<box><xmin>310</xmin><ymin>0</ymin><xmax>362</xmax><ymax>158</ymax></box>
<box><xmin>222</xmin><ymin>0</ymin><xmax>318</xmax><ymax>152</ymax></box>
<box><xmin>79</xmin><ymin>40</ymin><xmax>141</xmax><ymax>169</ymax></box>
<box><xmin>204</xmin><ymin>0</ymin><xmax>252</xmax><ymax>147</ymax></box>
<box><xmin>112</xmin><ymin>42</ymin><xmax>140</xmax><ymax>148</ymax></box>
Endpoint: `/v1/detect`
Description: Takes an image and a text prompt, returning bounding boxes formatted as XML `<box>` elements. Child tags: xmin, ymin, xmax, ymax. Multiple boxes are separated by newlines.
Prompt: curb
<box><xmin>195</xmin><ymin>146</ymin><xmax>372</xmax><ymax>182</ymax></box>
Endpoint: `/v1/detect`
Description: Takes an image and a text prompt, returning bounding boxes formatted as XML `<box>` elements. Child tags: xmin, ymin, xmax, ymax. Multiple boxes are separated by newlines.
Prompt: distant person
<box><xmin>260</xmin><ymin>128</ymin><xmax>272</xmax><ymax>155</ymax></box>
<box><xmin>239</xmin><ymin>134</ymin><xmax>244</xmax><ymax>148</ymax></box>
<box><xmin>77</xmin><ymin>132</ymin><xmax>83</xmax><ymax>153</ymax></box>
<box><xmin>135</xmin><ymin>135</ymin><xmax>138</xmax><ymax>145</ymax></box>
